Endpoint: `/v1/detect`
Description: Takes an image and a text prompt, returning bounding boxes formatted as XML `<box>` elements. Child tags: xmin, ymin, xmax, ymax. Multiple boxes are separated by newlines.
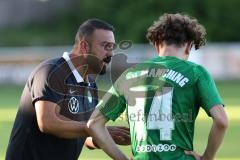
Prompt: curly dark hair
<box><xmin>146</xmin><ymin>13</ymin><xmax>206</xmax><ymax>50</ymax></box>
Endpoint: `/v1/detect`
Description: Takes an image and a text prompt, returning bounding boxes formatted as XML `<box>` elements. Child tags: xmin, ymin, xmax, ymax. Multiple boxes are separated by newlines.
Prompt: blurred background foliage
<box><xmin>0</xmin><ymin>0</ymin><xmax>240</xmax><ymax>46</ymax></box>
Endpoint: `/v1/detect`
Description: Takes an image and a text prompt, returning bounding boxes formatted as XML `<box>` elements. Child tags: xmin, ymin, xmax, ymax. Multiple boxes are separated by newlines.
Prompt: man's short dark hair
<box><xmin>75</xmin><ymin>19</ymin><xmax>114</xmax><ymax>43</ymax></box>
<box><xmin>146</xmin><ymin>13</ymin><xmax>206</xmax><ymax>50</ymax></box>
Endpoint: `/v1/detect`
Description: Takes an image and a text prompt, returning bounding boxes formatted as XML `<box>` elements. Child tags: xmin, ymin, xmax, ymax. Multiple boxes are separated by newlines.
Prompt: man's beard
<box><xmin>100</xmin><ymin>65</ymin><xmax>107</xmax><ymax>75</ymax></box>
<box><xmin>87</xmin><ymin>50</ymin><xmax>111</xmax><ymax>75</ymax></box>
<box><xmin>100</xmin><ymin>56</ymin><xmax>112</xmax><ymax>75</ymax></box>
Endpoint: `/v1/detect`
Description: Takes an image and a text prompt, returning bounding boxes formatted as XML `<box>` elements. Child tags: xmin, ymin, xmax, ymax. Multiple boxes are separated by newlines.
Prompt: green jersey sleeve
<box><xmin>196</xmin><ymin>65</ymin><xmax>224</xmax><ymax>116</ymax></box>
<box><xmin>97</xmin><ymin>82</ymin><xmax>126</xmax><ymax>121</ymax></box>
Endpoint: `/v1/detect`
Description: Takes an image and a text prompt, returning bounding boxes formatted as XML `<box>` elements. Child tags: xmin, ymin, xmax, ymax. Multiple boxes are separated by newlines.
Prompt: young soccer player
<box><xmin>87</xmin><ymin>13</ymin><xmax>228</xmax><ymax>160</ymax></box>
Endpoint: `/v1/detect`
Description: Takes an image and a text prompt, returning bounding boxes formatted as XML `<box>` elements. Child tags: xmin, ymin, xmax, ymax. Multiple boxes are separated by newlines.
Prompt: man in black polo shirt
<box><xmin>6</xmin><ymin>19</ymin><xmax>130</xmax><ymax>160</ymax></box>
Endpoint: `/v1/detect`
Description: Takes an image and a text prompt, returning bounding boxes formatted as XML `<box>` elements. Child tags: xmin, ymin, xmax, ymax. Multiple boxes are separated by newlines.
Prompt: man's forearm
<box><xmin>36</xmin><ymin>100</ymin><xmax>89</xmax><ymax>139</ymax></box>
<box><xmin>45</xmin><ymin>118</ymin><xmax>89</xmax><ymax>139</ymax></box>
<box><xmin>202</xmin><ymin>121</ymin><xmax>227</xmax><ymax>160</ymax></box>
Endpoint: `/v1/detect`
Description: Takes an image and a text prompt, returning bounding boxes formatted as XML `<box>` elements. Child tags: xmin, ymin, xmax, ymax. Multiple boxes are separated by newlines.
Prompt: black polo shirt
<box><xmin>6</xmin><ymin>52</ymin><xmax>98</xmax><ymax>160</ymax></box>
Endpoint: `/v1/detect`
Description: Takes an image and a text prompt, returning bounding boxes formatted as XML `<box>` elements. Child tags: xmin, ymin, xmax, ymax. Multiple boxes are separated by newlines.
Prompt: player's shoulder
<box><xmin>163</xmin><ymin>57</ymin><xmax>211</xmax><ymax>82</ymax></box>
<box><xmin>183</xmin><ymin>62</ymin><xmax>213</xmax><ymax>86</ymax></box>
<box><xmin>169</xmin><ymin>57</ymin><xmax>199</xmax><ymax>68</ymax></box>
<box><xmin>192</xmin><ymin>63</ymin><xmax>210</xmax><ymax>77</ymax></box>
<box><xmin>173</xmin><ymin>58</ymin><xmax>208</xmax><ymax>74</ymax></box>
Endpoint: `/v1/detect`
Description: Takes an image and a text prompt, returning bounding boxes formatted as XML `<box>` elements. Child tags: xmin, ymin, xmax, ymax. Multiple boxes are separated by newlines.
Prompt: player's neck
<box><xmin>158</xmin><ymin>45</ymin><xmax>188</xmax><ymax>60</ymax></box>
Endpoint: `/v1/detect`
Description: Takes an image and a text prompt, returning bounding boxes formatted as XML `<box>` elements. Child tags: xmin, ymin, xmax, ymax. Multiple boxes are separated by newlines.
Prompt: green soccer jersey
<box><xmin>98</xmin><ymin>56</ymin><xmax>223</xmax><ymax>160</ymax></box>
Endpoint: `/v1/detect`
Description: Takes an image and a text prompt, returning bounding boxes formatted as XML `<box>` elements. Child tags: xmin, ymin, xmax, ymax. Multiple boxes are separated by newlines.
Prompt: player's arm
<box><xmin>35</xmin><ymin>100</ymin><xmax>88</xmax><ymax>138</ymax></box>
<box><xmin>202</xmin><ymin>104</ymin><xmax>228</xmax><ymax>160</ymax></box>
<box><xmin>186</xmin><ymin>66</ymin><xmax>228</xmax><ymax>160</ymax></box>
<box><xmin>185</xmin><ymin>104</ymin><xmax>228</xmax><ymax>160</ymax></box>
<box><xmin>87</xmin><ymin>108</ymin><xmax>129</xmax><ymax>160</ymax></box>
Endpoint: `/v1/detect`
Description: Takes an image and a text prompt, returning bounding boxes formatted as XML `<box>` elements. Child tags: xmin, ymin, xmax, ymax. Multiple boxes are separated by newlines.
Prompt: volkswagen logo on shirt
<box><xmin>68</xmin><ymin>97</ymin><xmax>79</xmax><ymax>114</ymax></box>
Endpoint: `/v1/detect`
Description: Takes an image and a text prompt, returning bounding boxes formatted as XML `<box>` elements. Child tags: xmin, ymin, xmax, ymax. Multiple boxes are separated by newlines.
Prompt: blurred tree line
<box><xmin>0</xmin><ymin>0</ymin><xmax>240</xmax><ymax>46</ymax></box>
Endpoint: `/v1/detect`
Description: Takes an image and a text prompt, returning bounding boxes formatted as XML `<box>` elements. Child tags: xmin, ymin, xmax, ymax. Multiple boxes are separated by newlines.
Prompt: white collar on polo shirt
<box><xmin>62</xmin><ymin>52</ymin><xmax>84</xmax><ymax>83</ymax></box>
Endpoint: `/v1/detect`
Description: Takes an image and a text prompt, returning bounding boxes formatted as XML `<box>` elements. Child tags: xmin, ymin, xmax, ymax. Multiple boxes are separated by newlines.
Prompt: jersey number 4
<box><xmin>147</xmin><ymin>87</ymin><xmax>174</xmax><ymax>141</ymax></box>
<box><xmin>133</xmin><ymin>87</ymin><xmax>174</xmax><ymax>141</ymax></box>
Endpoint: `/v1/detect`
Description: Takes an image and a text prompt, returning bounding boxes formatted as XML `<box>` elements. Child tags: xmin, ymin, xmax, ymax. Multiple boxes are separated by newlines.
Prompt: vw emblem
<box><xmin>68</xmin><ymin>97</ymin><xmax>79</xmax><ymax>114</ymax></box>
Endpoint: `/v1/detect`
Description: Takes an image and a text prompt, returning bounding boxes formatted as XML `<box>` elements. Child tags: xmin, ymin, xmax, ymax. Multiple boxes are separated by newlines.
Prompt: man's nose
<box><xmin>106</xmin><ymin>50</ymin><xmax>113</xmax><ymax>57</ymax></box>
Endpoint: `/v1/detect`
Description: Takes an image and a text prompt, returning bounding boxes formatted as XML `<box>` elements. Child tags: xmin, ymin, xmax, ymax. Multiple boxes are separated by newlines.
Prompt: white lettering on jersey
<box><xmin>162</xmin><ymin>69</ymin><xmax>189</xmax><ymax>87</ymax></box>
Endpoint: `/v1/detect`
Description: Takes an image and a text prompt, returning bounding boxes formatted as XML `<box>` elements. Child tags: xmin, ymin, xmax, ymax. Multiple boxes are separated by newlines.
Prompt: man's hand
<box><xmin>107</xmin><ymin>126</ymin><xmax>131</xmax><ymax>145</ymax></box>
<box><xmin>185</xmin><ymin>151</ymin><xmax>203</xmax><ymax>160</ymax></box>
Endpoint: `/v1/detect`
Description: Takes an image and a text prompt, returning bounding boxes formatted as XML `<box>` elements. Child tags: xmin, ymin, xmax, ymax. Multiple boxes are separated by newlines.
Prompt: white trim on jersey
<box><xmin>62</xmin><ymin>52</ymin><xmax>84</xmax><ymax>83</ymax></box>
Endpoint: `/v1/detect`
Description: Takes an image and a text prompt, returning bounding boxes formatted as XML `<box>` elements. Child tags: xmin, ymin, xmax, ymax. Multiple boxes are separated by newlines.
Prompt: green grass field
<box><xmin>0</xmin><ymin>81</ymin><xmax>239</xmax><ymax>160</ymax></box>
